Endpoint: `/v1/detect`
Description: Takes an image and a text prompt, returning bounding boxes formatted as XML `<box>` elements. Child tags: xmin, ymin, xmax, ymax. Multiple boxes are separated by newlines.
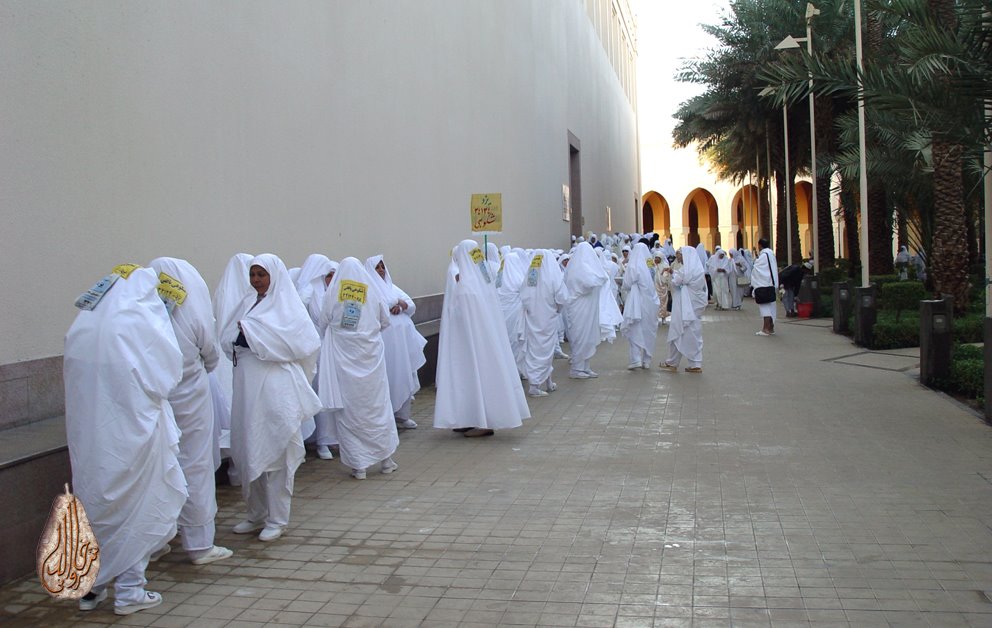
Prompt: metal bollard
<box><xmin>853</xmin><ymin>285</ymin><xmax>877</xmax><ymax>347</ymax></box>
<box><xmin>833</xmin><ymin>282</ymin><xmax>851</xmax><ymax>334</ymax></box>
<box><xmin>919</xmin><ymin>298</ymin><xmax>953</xmax><ymax>387</ymax></box>
<box><xmin>985</xmin><ymin>317</ymin><xmax>992</xmax><ymax>423</ymax></box>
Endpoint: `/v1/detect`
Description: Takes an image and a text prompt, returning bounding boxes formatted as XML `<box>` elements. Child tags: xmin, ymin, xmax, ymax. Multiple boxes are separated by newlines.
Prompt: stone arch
<box><xmin>682</xmin><ymin>188</ymin><xmax>719</xmax><ymax>249</ymax></box>
<box><xmin>732</xmin><ymin>184</ymin><xmax>763</xmax><ymax>251</ymax></box>
<box><xmin>795</xmin><ymin>181</ymin><xmax>813</xmax><ymax>259</ymax></box>
<box><xmin>641</xmin><ymin>191</ymin><xmax>670</xmax><ymax>237</ymax></box>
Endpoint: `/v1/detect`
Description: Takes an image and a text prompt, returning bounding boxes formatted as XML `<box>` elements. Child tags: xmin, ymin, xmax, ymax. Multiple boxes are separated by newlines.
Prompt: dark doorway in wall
<box><xmin>568</xmin><ymin>132</ymin><xmax>582</xmax><ymax>239</ymax></box>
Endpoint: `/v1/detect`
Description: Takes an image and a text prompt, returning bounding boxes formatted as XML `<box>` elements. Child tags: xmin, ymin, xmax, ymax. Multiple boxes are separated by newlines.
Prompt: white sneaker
<box><xmin>190</xmin><ymin>545</ymin><xmax>233</xmax><ymax>565</ymax></box>
<box><xmin>584</xmin><ymin>370</ymin><xmax>598</xmax><ymax>378</ymax></box>
<box><xmin>528</xmin><ymin>386</ymin><xmax>549</xmax><ymax>397</ymax></box>
<box><xmin>554</xmin><ymin>349</ymin><xmax>570</xmax><ymax>360</ymax></box>
<box><xmin>641</xmin><ymin>362</ymin><xmax>650</xmax><ymax>369</ymax></box>
<box><xmin>114</xmin><ymin>592</ymin><xmax>162</xmax><ymax>616</ymax></box>
<box><xmin>258</xmin><ymin>526</ymin><xmax>283</xmax><ymax>542</ymax></box>
<box><xmin>316</xmin><ymin>445</ymin><xmax>334</xmax><ymax>460</ymax></box>
<box><xmin>79</xmin><ymin>589</ymin><xmax>107</xmax><ymax>611</ymax></box>
<box><xmin>381</xmin><ymin>458</ymin><xmax>398</xmax><ymax>474</ymax></box>
<box><xmin>232</xmin><ymin>519</ymin><xmax>265</xmax><ymax>535</ymax></box>
<box><xmin>546</xmin><ymin>381</ymin><xmax>558</xmax><ymax>392</ymax></box>
<box><xmin>396</xmin><ymin>418</ymin><xmax>418</xmax><ymax>429</ymax></box>
<box><xmin>351</xmin><ymin>468</ymin><xmax>367</xmax><ymax>480</ymax></box>
<box><xmin>569</xmin><ymin>371</ymin><xmax>591</xmax><ymax>379</ymax></box>
<box><xmin>627</xmin><ymin>362</ymin><xmax>641</xmax><ymax>370</ymax></box>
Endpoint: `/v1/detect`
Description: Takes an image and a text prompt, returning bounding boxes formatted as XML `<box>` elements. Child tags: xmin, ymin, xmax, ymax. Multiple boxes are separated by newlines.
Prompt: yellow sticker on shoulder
<box><xmin>469</xmin><ymin>248</ymin><xmax>484</xmax><ymax>264</ymax></box>
<box><xmin>157</xmin><ymin>272</ymin><xmax>187</xmax><ymax>306</ymax></box>
<box><xmin>112</xmin><ymin>263</ymin><xmax>141</xmax><ymax>279</ymax></box>
<box><xmin>530</xmin><ymin>254</ymin><xmax>543</xmax><ymax>269</ymax></box>
<box><xmin>338</xmin><ymin>280</ymin><xmax>368</xmax><ymax>304</ymax></box>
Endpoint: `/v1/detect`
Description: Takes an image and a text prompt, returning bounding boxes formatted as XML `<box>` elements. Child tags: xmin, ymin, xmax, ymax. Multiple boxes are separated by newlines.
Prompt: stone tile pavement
<box><xmin>4</xmin><ymin>303</ymin><xmax>992</xmax><ymax>627</ymax></box>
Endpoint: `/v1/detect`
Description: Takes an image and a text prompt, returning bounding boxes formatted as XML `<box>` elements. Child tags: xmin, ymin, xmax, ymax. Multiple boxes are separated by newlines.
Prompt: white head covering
<box><xmin>706</xmin><ymin>246</ymin><xmax>731</xmax><ymax>274</ymax></box>
<box><xmin>214</xmin><ymin>253</ymin><xmax>254</xmax><ymax>360</ymax></box>
<box><xmin>695</xmin><ymin>243</ymin><xmax>709</xmax><ymax>270</ymax></box>
<box><xmin>305</xmin><ymin>259</ymin><xmax>339</xmax><ymax>326</ymax></box>
<box><xmin>564</xmin><ymin>242</ymin><xmax>608</xmax><ymax>297</ymax></box>
<box><xmin>296</xmin><ymin>253</ymin><xmax>334</xmax><ymax>306</ymax></box>
<box><xmin>364</xmin><ymin>254</ymin><xmax>395</xmax><ymax>302</ymax></box>
<box><xmin>240</xmin><ymin>254</ymin><xmax>321</xmax><ymax>368</ymax></box>
<box><xmin>669</xmin><ymin>246</ymin><xmax>708</xmax><ymax>332</ymax></box>
<box><xmin>149</xmin><ymin>257</ymin><xmax>220</xmax><ymax>376</ymax></box>
<box><xmin>486</xmin><ymin>242</ymin><xmax>501</xmax><ymax>277</ymax></box>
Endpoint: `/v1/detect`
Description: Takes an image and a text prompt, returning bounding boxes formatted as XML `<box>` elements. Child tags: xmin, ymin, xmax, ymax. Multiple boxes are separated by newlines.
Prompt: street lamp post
<box><xmin>776</xmin><ymin>2</ymin><xmax>821</xmax><ymax>272</ymax></box>
<box><xmin>854</xmin><ymin>0</ymin><xmax>870</xmax><ymax>287</ymax></box>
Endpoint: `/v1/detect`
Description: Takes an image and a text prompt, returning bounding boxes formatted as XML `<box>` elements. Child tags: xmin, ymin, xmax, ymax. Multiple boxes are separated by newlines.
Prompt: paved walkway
<box><xmin>4</xmin><ymin>304</ymin><xmax>992</xmax><ymax>627</ymax></box>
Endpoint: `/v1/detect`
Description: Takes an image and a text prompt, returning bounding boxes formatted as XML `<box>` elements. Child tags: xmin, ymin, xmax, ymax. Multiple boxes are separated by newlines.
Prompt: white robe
<box><xmin>229</xmin><ymin>254</ymin><xmax>321</xmax><ymax>501</ymax></box>
<box><xmin>707</xmin><ymin>249</ymin><xmax>733</xmax><ymax>309</ymax></box>
<box><xmin>364</xmin><ymin>255</ymin><xmax>427</xmax><ymax>419</ymax></box>
<box><xmin>319</xmin><ymin>258</ymin><xmax>399</xmax><ymax>470</ymax></box>
<box><xmin>212</xmin><ymin>252</ymin><xmax>253</xmax><ymax>450</ymax></box>
<box><xmin>149</xmin><ymin>257</ymin><xmax>221</xmax><ymax>552</ymax></box>
<box><xmin>751</xmin><ymin>247</ymin><xmax>780</xmax><ymax>319</ymax></box>
<box><xmin>497</xmin><ymin>247</ymin><xmax>528</xmax><ymax>376</ymax></box>
<box><xmin>65</xmin><ymin>266</ymin><xmax>186</xmax><ymax>586</ymax></box>
<box><xmin>434</xmin><ymin>240</ymin><xmax>531</xmax><ymax>430</ymax></box>
<box><xmin>620</xmin><ymin>243</ymin><xmax>660</xmax><ymax>360</ymax></box>
<box><xmin>563</xmin><ymin>242</ymin><xmax>605</xmax><ymax>367</ymax></box>
<box><xmin>667</xmin><ymin>247</ymin><xmax>708</xmax><ymax>365</ymax></box>
<box><xmin>520</xmin><ymin>249</ymin><xmax>569</xmax><ymax>385</ymax></box>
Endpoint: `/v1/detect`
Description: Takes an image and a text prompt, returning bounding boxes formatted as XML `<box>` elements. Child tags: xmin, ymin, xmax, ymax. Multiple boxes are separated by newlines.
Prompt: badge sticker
<box><xmin>111</xmin><ymin>263</ymin><xmax>141</xmax><ymax>279</ymax></box>
<box><xmin>157</xmin><ymin>272</ymin><xmax>187</xmax><ymax>313</ymax></box>
<box><xmin>527</xmin><ymin>267</ymin><xmax>538</xmax><ymax>287</ymax></box>
<box><xmin>74</xmin><ymin>274</ymin><xmax>119</xmax><ymax>311</ymax></box>
<box><xmin>338</xmin><ymin>280</ymin><xmax>368</xmax><ymax>304</ymax></box>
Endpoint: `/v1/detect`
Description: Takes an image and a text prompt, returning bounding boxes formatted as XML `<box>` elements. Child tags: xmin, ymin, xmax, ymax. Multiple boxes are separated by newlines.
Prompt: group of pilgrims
<box><xmin>62</xmin><ymin>231</ymin><xmax>772</xmax><ymax>615</ymax></box>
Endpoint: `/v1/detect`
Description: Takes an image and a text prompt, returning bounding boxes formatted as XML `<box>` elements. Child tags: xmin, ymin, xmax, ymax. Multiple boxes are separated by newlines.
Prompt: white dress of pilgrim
<box><xmin>148</xmin><ymin>257</ymin><xmax>226</xmax><ymax>560</ymax></box>
<box><xmin>620</xmin><ymin>242</ymin><xmax>661</xmax><ymax>368</ymax></box>
<box><xmin>434</xmin><ymin>240</ymin><xmax>531</xmax><ymax>430</ymax></box>
<box><xmin>318</xmin><ymin>258</ymin><xmax>399</xmax><ymax>474</ymax></box>
<box><xmin>65</xmin><ymin>265</ymin><xmax>186</xmax><ymax>606</ymax></box>
<box><xmin>227</xmin><ymin>254</ymin><xmax>321</xmax><ymax>533</ymax></box>
<box><xmin>212</xmin><ymin>253</ymin><xmax>253</xmax><ymax>482</ymax></box>
<box><xmin>664</xmin><ymin>247</ymin><xmax>709</xmax><ymax>369</ymax></box>
<box><xmin>497</xmin><ymin>246</ymin><xmax>528</xmax><ymax>378</ymax></box>
<box><xmin>520</xmin><ymin>249</ymin><xmax>570</xmax><ymax>393</ymax></box>
<box><xmin>563</xmin><ymin>242</ymin><xmax>606</xmax><ymax>377</ymax></box>
<box><xmin>303</xmin><ymin>257</ymin><xmax>340</xmax><ymax>450</ymax></box>
<box><xmin>364</xmin><ymin>255</ymin><xmax>427</xmax><ymax>424</ymax></box>
<box><xmin>707</xmin><ymin>247</ymin><xmax>733</xmax><ymax>310</ymax></box>
<box><xmin>597</xmin><ymin>248</ymin><xmax>623</xmax><ymax>342</ymax></box>
<box><xmin>750</xmin><ymin>245</ymin><xmax>780</xmax><ymax>322</ymax></box>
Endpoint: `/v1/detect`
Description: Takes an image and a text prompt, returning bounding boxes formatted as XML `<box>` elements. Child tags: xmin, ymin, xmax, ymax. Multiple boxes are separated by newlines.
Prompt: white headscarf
<box><xmin>296</xmin><ymin>253</ymin><xmax>334</xmax><ymax>307</ymax></box>
<box><xmin>214</xmin><ymin>253</ymin><xmax>254</xmax><ymax>361</ymax></box>
<box><xmin>240</xmin><ymin>254</ymin><xmax>321</xmax><ymax>371</ymax></box>
<box><xmin>305</xmin><ymin>259</ymin><xmax>339</xmax><ymax>327</ymax></box>
<box><xmin>668</xmin><ymin>246</ymin><xmax>708</xmax><ymax>338</ymax></box>
<box><xmin>149</xmin><ymin>257</ymin><xmax>220</xmax><ymax>379</ymax></box>
<box><xmin>695</xmin><ymin>243</ymin><xmax>709</xmax><ymax>271</ymax></box>
<box><xmin>564</xmin><ymin>242</ymin><xmax>608</xmax><ymax>298</ymax></box>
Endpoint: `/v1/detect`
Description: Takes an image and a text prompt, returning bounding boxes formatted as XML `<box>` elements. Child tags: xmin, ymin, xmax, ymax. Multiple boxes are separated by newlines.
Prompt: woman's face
<box><xmin>676</xmin><ymin>251</ymin><xmax>683</xmax><ymax>263</ymax></box>
<box><xmin>249</xmin><ymin>265</ymin><xmax>270</xmax><ymax>296</ymax></box>
<box><xmin>323</xmin><ymin>270</ymin><xmax>335</xmax><ymax>287</ymax></box>
<box><xmin>375</xmin><ymin>261</ymin><xmax>387</xmax><ymax>280</ymax></box>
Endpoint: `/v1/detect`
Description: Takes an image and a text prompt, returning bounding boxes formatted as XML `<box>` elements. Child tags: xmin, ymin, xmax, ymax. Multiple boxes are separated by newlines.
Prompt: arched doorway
<box><xmin>795</xmin><ymin>181</ymin><xmax>813</xmax><ymax>259</ymax></box>
<box><xmin>682</xmin><ymin>188</ymin><xmax>719</xmax><ymax>250</ymax></box>
<box><xmin>641</xmin><ymin>191</ymin><xmax>670</xmax><ymax>237</ymax></box>
<box><xmin>732</xmin><ymin>184</ymin><xmax>762</xmax><ymax>252</ymax></box>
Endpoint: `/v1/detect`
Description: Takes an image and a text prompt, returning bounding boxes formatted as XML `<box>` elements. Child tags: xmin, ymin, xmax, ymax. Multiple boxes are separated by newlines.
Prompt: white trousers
<box><xmin>628</xmin><ymin>342</ymin><xmax>651</xmax><ymax>365</ymax></box>
<box><xmin>394</xmin><ymin>397</ymin><xmax>413</xmax><ymax>421</ymax></box>
<box><xmin>245</xmin><ymin>466</ymin><xmax>293</xmax><ymax>528</ymax></box>
<box><xmin>312</xmin><ymin>409</ymin><xmax>339</xmax><ymax>446</ymax></box>
<box><xmin>90</xmin><ymin>555</ymin><xmax>151</xmax><ymax>606</ymax></box>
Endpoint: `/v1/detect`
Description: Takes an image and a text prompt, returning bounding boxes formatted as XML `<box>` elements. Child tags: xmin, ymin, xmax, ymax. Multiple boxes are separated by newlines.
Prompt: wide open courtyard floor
<box><xmin>4</xmin><ymin>305</ymin><xmax>992</xmax><ymax>627</ymax></box>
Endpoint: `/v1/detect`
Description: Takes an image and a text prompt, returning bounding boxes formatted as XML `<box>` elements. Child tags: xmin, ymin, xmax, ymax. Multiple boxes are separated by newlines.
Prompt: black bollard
<box><xmin>853</xmin><ymin>286</ymin><xmax>877</xmax><ymax>347</ymax></box>
<box><xmin>985</xmin><ymin>317</ymin><xmax>992</xmax><ymax>423</ymax></box>
<box><xmin>919</xmin><ymin>298</ymin><xmax>953</xmax><ymax>387</ymax></box>
<box><xmin>833</xmin><ymin>282</ymin><xmax>851</xmax><ymax>334</ymax></box>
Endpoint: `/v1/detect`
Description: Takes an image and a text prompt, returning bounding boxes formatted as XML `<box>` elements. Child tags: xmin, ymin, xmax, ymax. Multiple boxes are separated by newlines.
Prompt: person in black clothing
<box><xmin>778</xmin><ymin>260</ymin><xmax>811</xmax><ymax>317</ymax></box>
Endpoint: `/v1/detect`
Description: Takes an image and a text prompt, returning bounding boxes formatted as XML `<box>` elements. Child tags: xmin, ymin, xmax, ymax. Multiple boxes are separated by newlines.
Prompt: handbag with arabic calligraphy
<box><xmin>37</xmin><ymin>484</ymin><xmax>100</xmax><ymax>600</ymax></box>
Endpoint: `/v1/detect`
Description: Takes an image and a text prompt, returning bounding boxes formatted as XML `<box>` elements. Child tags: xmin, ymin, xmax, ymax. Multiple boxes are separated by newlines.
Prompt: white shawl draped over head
<box><xmin>64</xmin><ymin>265</ymin><xmax>186</xmax><ymax>586</ymax></box>
<box><xmin>695</xmin><ymin>243</ymin><xmax>709</xmax><ymax>272</ymax></box>
<box><xmin>564</xmin><ymin>242</ymin><xmax>607</xmax><ymax>359</ymax></box>
<box><xmin>706</xmin><ymin>247</ymin><xmax>731</xmax><ymax>274</ymax></box>
<box><xmin>434</xmin><ymin>239</ymin><xmax>530</xmax><ymax>429</ymax></box>
<box><xmin>668</xmin><ymin>246</ymin><xmax>708</xmax><ymax>341</ymax></box>
<box><xmin>295</xmin><ymin>253</ymin><xmax>334</xmax><ymax>307</ymax></box>
<box><xmin>149</xmin><ymin>257</ymin><xmax>220</xmax><ymax>380</ymax></box>
<box><xmin>240</xmin><ymin>254</ymin><xmax>321</xmax><ymax>375</ymax></box>
<box><xmin>750</xmin><ymin>246</ymin><xmax>779</xmax><ymax>288</ymax></box>
<box><xmin>305</xmin><ymin>259</ymin><xmax>338</xmax><ymax>327</ymax></box>
<box><xmin>214</xmin><ymin>253</ymin><xmax>254</xmax><ymax>361</ymax></box>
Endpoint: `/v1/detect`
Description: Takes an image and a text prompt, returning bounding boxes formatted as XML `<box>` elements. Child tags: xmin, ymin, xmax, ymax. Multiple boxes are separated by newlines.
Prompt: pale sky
<box><xmin>634</xmin><ymin>1</ymin><xmax>729</xmax><ymax>191</ymax></box>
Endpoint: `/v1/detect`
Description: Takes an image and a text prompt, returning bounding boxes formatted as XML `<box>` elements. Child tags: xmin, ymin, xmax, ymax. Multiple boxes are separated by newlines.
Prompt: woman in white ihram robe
<box><xmin>148</xmin><ymin>257</ymin><xmax>232</xmax><ymax>566</ymax></box>
<box><xmin>707</xmin><ymin>247</ymin><xmax>733</xmax><ymax>310</ymax></box>
<box><xmin>621</xmin><ymin>242</ymin><xmax>660</xmax><ymax>369</ymax></box>
<box><xmin>365</xmin><ymin>255</ymin><xmax>427</xmax><ymax>430</ymax></box>
<box><xmin>318</xmin><ymin>257</ymin><xmax>399</xmax><ymax>478</ymax></box>
<box><xmin>226</xmin><ymin>254</ymin><xmax>321</xmax><ymax>542</ymax></box>
<box><xmin>520</xmin><ymin>249</ymin><xmax>570</xmax><ymax>396</ymax></box>
<box><xmin>597</xmin><ymin>248</ymin><xmax>623</xmax><ymax>343</ymax></box>
<box><xmin>434</xmin><ymin>239</ymin><xmax>531</xmax><ymax>436</ymax></box>
<box><xmin>66</xmin><ymin>265</ymin><xmax>186</xmax><ymax>614</ymax></box>
<box><xmin>660</xmin><ymin>246</ymin><xmax>708</xmax><ymax>373</ymax></box>
<box><xmin>304</xmin><ymin>258</ymin><xmax>339</xmax><ymax>459</ymax></box>
<box><xmin>212</xmin><ymin>252</ymin><xmax>253</xmax><ymax>484</ymax></box>
<box><xmin>497</xmin><ymin>246</ymin><xmax>528</xmax><ymax>378</ymax></box>
<box><xmin>563</xmin><ymin>242</ymin><xmax>606</xmax><ymax>379</ymax></box>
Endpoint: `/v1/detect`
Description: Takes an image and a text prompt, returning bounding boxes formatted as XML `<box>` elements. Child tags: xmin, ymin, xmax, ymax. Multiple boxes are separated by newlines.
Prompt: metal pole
<box><xmin>755</xmin><ymin>150</ymin><xmax>761</xmax><ymax>248</ymax></box>
<box><xmin>784</xmin><ymin>102</ymin><xmax>793</xmax><ymax>265</ymax></box>
<box><xmin>855</xmin><ymin>0</ymin><xmax>870</xmax><ymax>287</ymax></box>
<box><xmin>766</xmin><ymin>126</ymin><xmax>773</xmax><ymax>248</ymax></box>
<box><xmin>807</xmin><ymin>17</ymin><xmax>819</xmax><ymax>273</ymax></box>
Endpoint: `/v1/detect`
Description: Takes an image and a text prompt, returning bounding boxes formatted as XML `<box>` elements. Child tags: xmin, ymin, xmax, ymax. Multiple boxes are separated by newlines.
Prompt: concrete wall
<box><xmin>1</xmin><ymin>0</ymin><xmax>639</xmax><ymax>368</ymax></box>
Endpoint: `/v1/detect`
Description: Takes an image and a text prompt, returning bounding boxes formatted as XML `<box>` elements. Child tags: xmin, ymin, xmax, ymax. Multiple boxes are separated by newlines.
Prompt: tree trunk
<box><xmin>775</xmin><ymin>169</ymin><xmax>787</xmax><ymax>259</ymax></box>
<box><xmin>841</xmin><ymin>184</ymin><xmax>860</xmax><ymax>278</ymax></box>
<box><xmin>868</xmin><ymin>184</ymin><xmax>893</xmax><ymax>275</ymax></box>
<box><xmin>814</xmin><ymin>95</ymin><xmax>836</xmax><ymax>266</ymax></box>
